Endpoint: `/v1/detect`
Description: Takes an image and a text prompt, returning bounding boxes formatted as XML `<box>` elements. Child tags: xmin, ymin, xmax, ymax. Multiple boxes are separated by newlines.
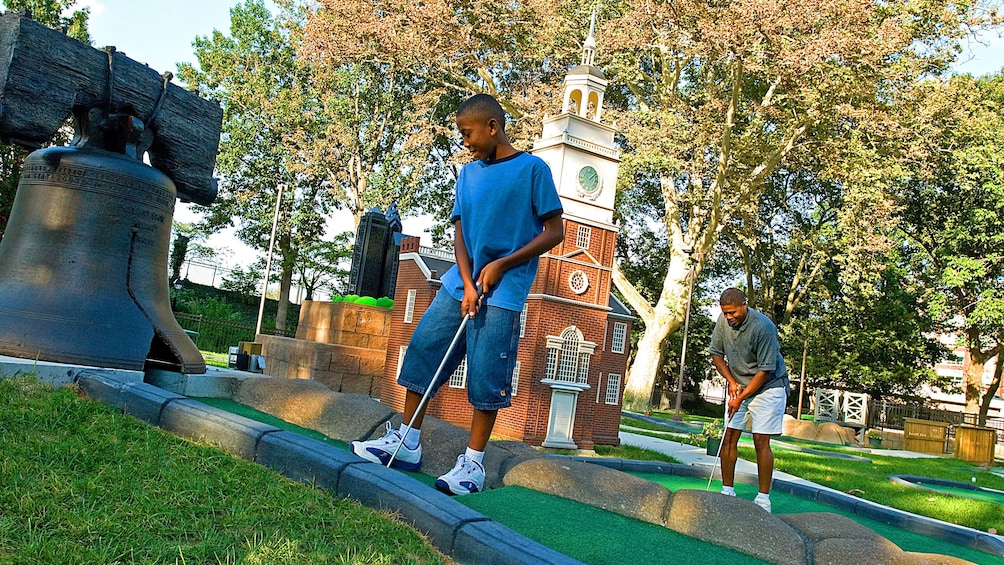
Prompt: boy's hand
<box><xmin>461</xmin><ymin>283</ymin><xmax>483</xmax><ymax>318</ymax></box>
<box><xmin>476</xmin><ymin>258</ymin><xmax>507</xmax><ymax>297</ymax></box>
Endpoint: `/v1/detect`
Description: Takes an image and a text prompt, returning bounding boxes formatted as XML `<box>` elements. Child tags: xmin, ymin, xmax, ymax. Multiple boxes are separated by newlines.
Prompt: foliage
<box><xmin>783</xmin><ymin>253</ymin><xmax>949</xmax><ymax>397</ymax></box>
<box><xmin>179</xmin><ymin>0</ymin><xmax>337</xmax><ymax>330</ymax></box>
<box><xmin>0</xmin><ymin>0</ymin><xmax>90</xmax><ymax>238</ymax></box>
<box><xmin>221</xmin><ymin>262</ymin><xmax>266</xmax><ymax>300</ymax></box>
<box><xmin>296</xmin><ymin>231</ymin><xmax>352</xmax><ymax>300</ymax></box>
<box><xmin>894</xmin><ymin>71</ymin><xmax>1004</xmax><ymax>421</ymax></box>
<box><xmin>700</xmin><ymin>419</ymin><xmax>724</xmax><ymax>440</ymax></box>
<box><xmin>0</xmin><ymin>377</ymin><xmax>447</xmax><ymax>563</ymax></box>
<box><xmin>605</xmin><ymin>0</ymin><xmax>995</xmax><ymax>410</ymax></box>
<box><xmin>300</xmin><ymin>0</ymin><xmax>595</xmax><ymax>244</ymax></box>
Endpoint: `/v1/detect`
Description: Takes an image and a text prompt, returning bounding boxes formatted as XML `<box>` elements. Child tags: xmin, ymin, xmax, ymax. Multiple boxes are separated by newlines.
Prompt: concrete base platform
<box><xmin>0</xmin><ymin>354</ymin><xmax>142</xmax><ymax>386</ymax></box>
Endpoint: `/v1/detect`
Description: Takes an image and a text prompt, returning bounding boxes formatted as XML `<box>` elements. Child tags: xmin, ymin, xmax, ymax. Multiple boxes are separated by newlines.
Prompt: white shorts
<box><xmin>728</xmin><ymin>386</ymin><xmax>786</xmax><ymax>435</ymax></box>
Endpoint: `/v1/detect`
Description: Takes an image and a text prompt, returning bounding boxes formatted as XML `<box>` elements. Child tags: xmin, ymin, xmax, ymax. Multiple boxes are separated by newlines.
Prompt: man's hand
<box><xmin>727</xmin><ymin>382</ymin><xmax>743</xmax><ymax>418</ymax></box>
<box><xmin>727</xmin><ymin>395</ymin><xmax>743</xmax><ymax>419</ymax></box>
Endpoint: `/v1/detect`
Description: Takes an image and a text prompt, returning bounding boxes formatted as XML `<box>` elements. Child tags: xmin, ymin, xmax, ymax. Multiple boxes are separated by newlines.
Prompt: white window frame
<box><xmin>576</xmin><ymin>225</ymin><xmax>591</xmax><ymax>249</ymax></box>
<box><xmin>520</xmin><ymin>303</ymin><xmax>528</xmax><ymax>338</ymax></box>
<box><xmin>605</xmin><ymin>373</ymin><xmax>622</xmax><ymax>405</ymax></box>
<box><xmin>404</xmin><ymin>289</ymin><xmax>417</xmax><ymax>323</ymax></box>
<box><xmin>396</xmin><ymin>346</ymin><xmax>408</xmax><ymax>379</ymax></box>
<box><xmin>449</xmin><ymin>356</ymin><xmax>468</xmax><ymax>388</ymax></box>
<box><xmin>511</xmin><ymin>361</ymin><xmax>520</xmax><ymax>397</ymax></box>
<box><xmin>611</xmin><ymin>322</ymin><xmax>627</xmax><ymax>354</ymax></box>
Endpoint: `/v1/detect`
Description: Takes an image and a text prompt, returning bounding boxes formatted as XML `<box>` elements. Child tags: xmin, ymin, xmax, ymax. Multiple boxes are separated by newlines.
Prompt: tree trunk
<box><xmin>275</xmin><ymin>233</ymin><xmax>294</xmax><ymax>331</ymax></box>
<box><xmin>963</xmin><ymin>354</ymin><xmax>984</xmax><ymax>415</ymax></box>
<box><xmin>617</xmin><ymin>257</ymin><xmax>693</xmax><ymax>412</ymax></box>
<box><xmin>964</xmin><ymin>330</ymin><xmax>1002</xmax><ymax>417</ymax></box>
<box><xmin>978</xmin><ymin>356</ymin><xmax>1002</xmax><ymax>427</ymax></box>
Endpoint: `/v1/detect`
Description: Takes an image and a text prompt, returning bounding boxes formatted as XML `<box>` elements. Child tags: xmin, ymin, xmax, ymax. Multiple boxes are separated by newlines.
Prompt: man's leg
<box><xmin>752</xmin><ymin>433</ymin><xmax>774</xmax><ymax>493</ymax></box>
<box><xmin>720</xmin><ymin>426</ymin><xmax>742</xmax><ymax>487</ymax></box>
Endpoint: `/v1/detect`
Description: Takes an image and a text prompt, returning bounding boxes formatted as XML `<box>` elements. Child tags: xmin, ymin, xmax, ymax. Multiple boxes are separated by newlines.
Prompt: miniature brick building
<box><xmin>380</xmin><ymin>26</ymin><xmax>633</xmax><ymax>449</ymax></box>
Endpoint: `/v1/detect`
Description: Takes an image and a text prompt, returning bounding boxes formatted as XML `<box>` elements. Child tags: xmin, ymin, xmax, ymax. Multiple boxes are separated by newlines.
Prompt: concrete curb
<box><xmin>552</xmin><ymin>455</ymin><xmax>1004</xmax><ymax>557</ymax></box>
<box><xmin>74</xmin><ymin>370</ymin><xmax>582</xmax><ymax>565</ymax></box>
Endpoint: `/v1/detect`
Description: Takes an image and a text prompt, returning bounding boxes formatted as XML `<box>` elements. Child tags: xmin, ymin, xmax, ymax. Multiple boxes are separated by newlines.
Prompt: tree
<box><xmin>299</xmin><ymin>0</ymin><xmax>594</xmax><ymax>233</ymax></box>
<box><xmin>601</xmin><ymin>0</ymin><xmax>990</xmax><ymax>411</ymax></box>
<box><xmin>299</xmin><ymin>0</ymin><xmax>994</xmax><ymax>412</ymax></box>
<box><xmin>785</xmin><ymin>253</ymin><xmax>948</xmax><ymax>398</ymax></box>
<box><xmin>296</xmin><ymin>231</ymin><xmax>352</xmax><ymax>300</ymax></box>
<box><xmin>179</xmin><ymin>0</ymin><xmax>335</xmax><ymax>330</ymax></box>
<box><xmin>0</xmin><ymin>0</ymin><xmax>90</xmax><ymax>237</ymax></box>
<box><xmin>895</xmin><ymin>71</ymin><xmax>1004</xmax><ymax>424</ymax></box>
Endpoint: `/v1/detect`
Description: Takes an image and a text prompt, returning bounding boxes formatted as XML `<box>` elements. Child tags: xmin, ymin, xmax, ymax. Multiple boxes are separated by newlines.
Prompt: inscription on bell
<box><xmin>20</xmin><ymin>162</ymin><xmax>175</xmax><ymax>212</ymax></box>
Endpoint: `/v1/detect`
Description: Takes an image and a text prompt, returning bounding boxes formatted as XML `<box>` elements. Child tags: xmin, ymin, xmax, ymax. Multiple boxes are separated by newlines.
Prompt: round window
<box><xmin>568</xmin><ymin>270</ymin><xmax>589</xmax><ymax>294</ymax></box>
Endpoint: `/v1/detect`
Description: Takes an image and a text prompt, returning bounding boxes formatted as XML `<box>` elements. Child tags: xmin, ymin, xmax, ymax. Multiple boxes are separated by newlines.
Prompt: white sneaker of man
<box><xmin>435</xmin><ymin>454</ymin><xmax>485</xmax><ymax>495</ymax></box>
<box><xmin>349</xmin><ymin>422</ymin><xmax>422</xmax><ymax>471</ymax></box>
<box><xmin>754</xmin><ymin>493</ymin><xmax>771</xmax><ymax>513</ymax></box>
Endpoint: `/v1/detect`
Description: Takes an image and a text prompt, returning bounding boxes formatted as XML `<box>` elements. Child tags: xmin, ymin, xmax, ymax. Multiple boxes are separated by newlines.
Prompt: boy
<box><xmin>351</xmin><ymin>94</ymin><xmax>564</xmax><ymax>495</ymax></box>
<box><xmin>709</xmin><ymin>288</ymin><xmax>789</xmax><ymax>512</ymax></box>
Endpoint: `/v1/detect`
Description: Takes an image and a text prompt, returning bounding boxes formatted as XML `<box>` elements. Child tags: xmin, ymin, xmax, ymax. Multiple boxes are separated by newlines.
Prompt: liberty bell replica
<box><xmin>0</xmin><ymin>12</ymin><xmax>223</xmax><ymax>373</ymax></box>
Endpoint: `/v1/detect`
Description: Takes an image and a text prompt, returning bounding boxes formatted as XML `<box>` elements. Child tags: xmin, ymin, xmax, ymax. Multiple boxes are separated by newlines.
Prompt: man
<box><xmin>710</xmin><ymin>288</ymin><xmax>789</xmax><ymax>512</ymax></box>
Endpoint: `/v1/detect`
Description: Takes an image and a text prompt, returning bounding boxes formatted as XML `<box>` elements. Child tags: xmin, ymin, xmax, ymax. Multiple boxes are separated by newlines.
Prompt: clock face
<box><xmin>577</xmin><ymin>165</ymin><xmax>602</xmax><ymax>199</ymax></box>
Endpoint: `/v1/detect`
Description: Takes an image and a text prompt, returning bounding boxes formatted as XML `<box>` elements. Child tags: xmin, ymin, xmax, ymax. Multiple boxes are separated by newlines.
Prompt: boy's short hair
<box><xmin>720</xmin><ymin>288</ymin><xmax>747</xmax><ymax>306</ymax></box>
<box><xmin>457</xmin><ymin>94</ymin><xmax>506</xmax><ymax>129</ymax></box>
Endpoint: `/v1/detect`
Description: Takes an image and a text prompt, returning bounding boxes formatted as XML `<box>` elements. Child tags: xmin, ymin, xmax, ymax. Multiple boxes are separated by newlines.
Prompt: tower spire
<box><xmin>581</xmin><ymin>9</ymin><xmax>597</xmax><ymax>66</ymax></box>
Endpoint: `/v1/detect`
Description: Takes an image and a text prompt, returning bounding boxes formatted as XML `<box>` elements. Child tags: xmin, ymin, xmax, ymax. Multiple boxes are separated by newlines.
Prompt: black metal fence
<box><xmin>174</xmin><ymin>313</ymin><xmax>296</xmax><ymax>354</ymax></box>
<box><xmin>868</xmin><ymin>400</ymin><xmax>1004</xmax><ymax>443</ymax></box>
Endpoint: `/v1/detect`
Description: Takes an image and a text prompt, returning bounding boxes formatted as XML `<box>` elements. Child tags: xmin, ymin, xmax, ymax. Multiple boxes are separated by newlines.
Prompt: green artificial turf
<box><xmin>458</xmin><ymin>486</ymin><xmax>771</xmax><ymax>565</ymax></box>
<box><xmin>898</xmin><ymin>479</ymin><xmax>1004</xmax><ymax>504</ymax></box>
<box><xmin>201</xmin><ymin>397</ymin><xmax>1004</xmax><ymax>564</ymax></box>
<box><xmin>634</xmin><ymin>473</ymin><xmax>1004</xmax><ymax>565</ymax></box>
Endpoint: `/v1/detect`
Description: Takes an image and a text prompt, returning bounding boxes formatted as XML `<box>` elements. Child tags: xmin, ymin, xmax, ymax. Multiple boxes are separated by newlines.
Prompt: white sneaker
<box><xmin>350</xmin><ymin>422</ymin><xmax>422</xmax><ymax>471</ymax></box>
<box><xmin>435</xmin><ymin>454</ymin><xmax>485</xmax><ymax>496</ymax></box>
<box><xmin>721</xmin><ymin>489</ymin><xmax>736</xmax><ymax>497</ymax></box>
<box><xmin>754</xmin><ymin>494</ymin><xmax>771</xmax><ymax>513</ymax></box>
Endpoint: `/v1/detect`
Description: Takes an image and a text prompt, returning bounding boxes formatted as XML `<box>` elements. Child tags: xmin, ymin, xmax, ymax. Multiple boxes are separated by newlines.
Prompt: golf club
<box><xmin>706</xmin><ymin>400</ymin><xmax>735</xmax><ymax>491</ymax></box>
<box><xmin>386</xmin><ymin>285</ymin><xmax>482</xmax><ymax>468</ymax></box>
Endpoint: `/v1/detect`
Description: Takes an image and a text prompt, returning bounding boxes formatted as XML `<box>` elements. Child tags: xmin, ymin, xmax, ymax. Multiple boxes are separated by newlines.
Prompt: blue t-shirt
<box><xmin>439</xmin><ymin>151</ymin><xmax>562</xmax><ymax>311</ymax></box>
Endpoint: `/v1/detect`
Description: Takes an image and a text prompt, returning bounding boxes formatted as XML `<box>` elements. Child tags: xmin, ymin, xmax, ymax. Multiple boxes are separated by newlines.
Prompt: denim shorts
<box><xmin>397</xmin><ymin>291</ymin><xmax>520</xmax><ymax>411</ymax></box>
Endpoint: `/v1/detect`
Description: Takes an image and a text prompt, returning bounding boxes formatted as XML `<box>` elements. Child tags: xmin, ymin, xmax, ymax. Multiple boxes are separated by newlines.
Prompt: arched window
<box><xmin>544</xmin><ymin>326</ymin><xmax>596</xmax><ymax>385</ymax></box>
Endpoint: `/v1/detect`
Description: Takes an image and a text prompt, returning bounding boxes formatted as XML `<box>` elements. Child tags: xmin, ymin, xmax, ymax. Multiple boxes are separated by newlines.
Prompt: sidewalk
<box><xmin>619</xmin><ymin>429</ymin><xmax>805</xmax><ymax>483</ymax></box>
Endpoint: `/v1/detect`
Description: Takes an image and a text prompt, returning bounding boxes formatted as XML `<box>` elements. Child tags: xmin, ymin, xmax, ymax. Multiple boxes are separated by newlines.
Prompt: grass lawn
<box><xmin>0</xmin><ymin>377</ymin><xmax>450</xmax><ymax>564</ymax></box>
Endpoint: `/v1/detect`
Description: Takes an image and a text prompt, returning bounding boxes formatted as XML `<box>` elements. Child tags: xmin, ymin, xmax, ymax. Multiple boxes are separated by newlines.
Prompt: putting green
<box><xmin>199</xmin><ymin>398</ymin><xmax>1003</xmax><ymax>564</ymax></box>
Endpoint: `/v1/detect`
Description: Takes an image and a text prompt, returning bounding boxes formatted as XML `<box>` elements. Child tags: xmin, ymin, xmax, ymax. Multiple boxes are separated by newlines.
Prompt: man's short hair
<box><xmin>720</xmin><ymin>288</ymin><xmax>747</xmax><ymax>306</ymax></box>
<box><xmin>457</xmin><ymin>93</ymin><xmax>506</xmax><ymax>129</ymax></box>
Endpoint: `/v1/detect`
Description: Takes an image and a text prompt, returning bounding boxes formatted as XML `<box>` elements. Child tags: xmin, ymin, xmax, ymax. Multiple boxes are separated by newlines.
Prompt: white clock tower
<box><xmin>522</xmin><ymin>15</ymin><xmax>629</xmax><ymax>450</ymax></box>
<box><xmin>531</xmin><ymin>16</ymin><xmax>620</xmax><ymax>225</ymax></box>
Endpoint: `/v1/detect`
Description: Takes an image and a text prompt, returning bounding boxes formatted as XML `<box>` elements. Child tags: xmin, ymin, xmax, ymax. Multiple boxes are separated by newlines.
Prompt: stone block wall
<box><xmin>257</xmin><ymin>335</ymin><xmax>385</xmax><ymax>396</ymax></box>
<box><xmin>257</xmin><ymin>301</ymin><xmax>392</xmax><ymax>397</ymax></box>
<box><xmin>295</xmin><ymin>301</ymin><xmax>390</xmax><ymax>350</ymax></box>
